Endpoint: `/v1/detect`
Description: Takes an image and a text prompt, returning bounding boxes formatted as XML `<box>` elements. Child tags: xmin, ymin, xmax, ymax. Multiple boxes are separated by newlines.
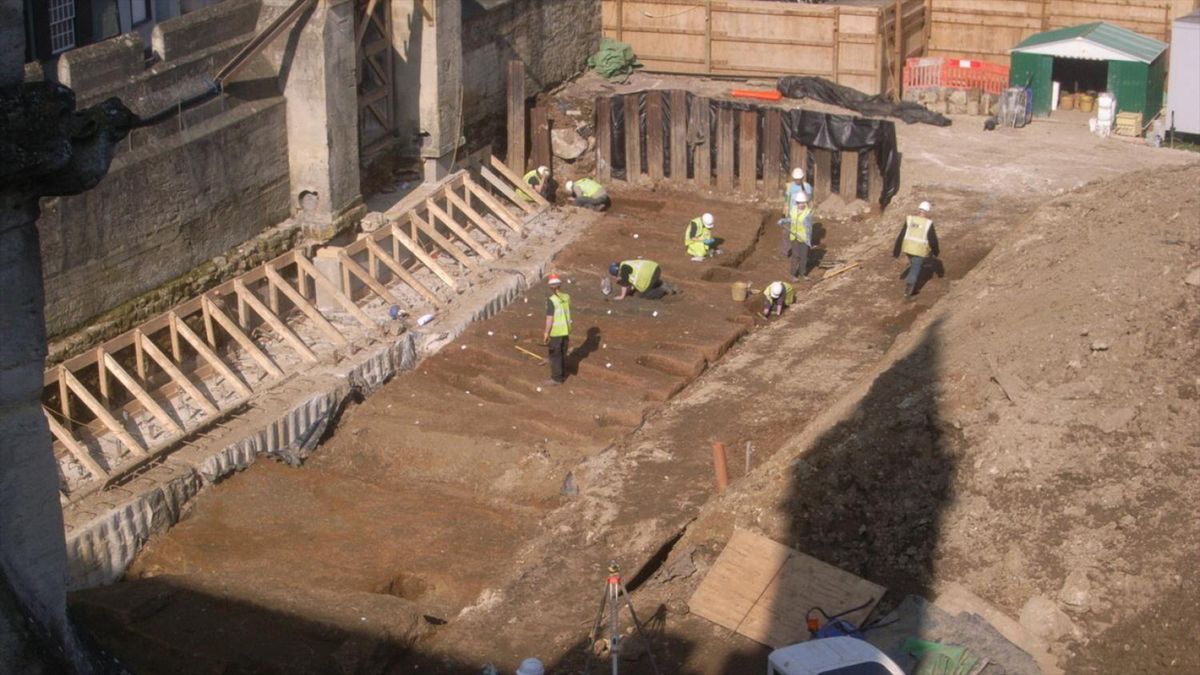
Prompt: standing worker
<box><xmin>608</xmin><ymin>260</ymin><xmax>670</xmax><ymax>299</ymax></box>
<box><xmin>782</xmin><ymin>168</ymin><xmax>814</xmax><ymax>256</ymax></box>
<box><xmin>787</xmin><ymin>191</ymin><xmax>814</xmax><ymax>280</ymax></box>
<box><xmin>564</xmin><ymin>177</ymin><xmax>610</xmax><ymax>211</ymax></box>
<box><xmin>684</xmin><ymin>213</ymin><xmax>717</xmax><ymax>261</ymax></box>
<box><xmin>520</xmin><ymin>165</ymin><xmax>552</xmax><ymax>202</ymax></box>
<box><xmin>761</xmin><ymin>280</ymin><xmax>796</xmax><ymax>317</ymax></box>
<box><xmin>892</xmin><ymin>200</ymin><xmax>940</xmax><ymax>298</ymax></box>
<box><xmin>542</xmin><ymin>273</ymin><xmax>572</xmax><ymax>384</ymax></box>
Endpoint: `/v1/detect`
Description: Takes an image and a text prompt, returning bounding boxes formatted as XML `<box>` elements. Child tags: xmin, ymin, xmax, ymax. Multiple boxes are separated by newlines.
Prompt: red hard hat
<box><xmin>547</xmin><ymin>273</ymin><xmax>563</xmax><ymax>285</ymax></box>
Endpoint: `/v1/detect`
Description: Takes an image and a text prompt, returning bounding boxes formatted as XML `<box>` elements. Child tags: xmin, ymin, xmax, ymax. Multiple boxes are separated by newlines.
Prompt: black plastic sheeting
<box><xmin>604</xmin><ymin>90</ymin><xmax>901</xmax><ymax>208</ymax></box>
<box><xmin>777</xmin><ymin>76</ymin><xmax>952</xmax><ymax>127</ymax></box>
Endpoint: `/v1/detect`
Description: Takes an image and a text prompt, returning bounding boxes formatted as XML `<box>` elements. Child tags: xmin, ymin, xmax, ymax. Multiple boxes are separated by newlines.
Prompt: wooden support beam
<box><xmin>623</xmin><ymin>93</ymin><xmax>642</xmax><ymax>182</ymax></box>
<box><xmin>134</xmin><ymin>336</ymin><xmax>146</xmax><ymax>379</ymax></box>
<box><xmin>233</xmin><ymin>280</ymin><xmax>319</xmax><ymax>363</ymax></box>
<box><xmin>738</xmin><ymin>109</ymin><xmax>758</xmax><ymax>194</ymax></box>
<box><xmin>363</xmin><ymin>237</ymin><xmax>441</xmax><ymax>306</ymax></box>
<box><xmin>866</xmin><ymin>150</ymin><xmax>884</xmax><ymax>214</ymax></box>
<box><xmin>408</xmin><ymin>213</ymin><xmax>477</xmax><ymax>271</ymax></box>
<box><xmin>716</xmin><ymin>106</ymin><xmax>735</xmax><ymax>192</ymax></box>
<box><xmin>838</xmin><ymin>151</ymin><xmax>858</xmax><ymax>201</ymax></box>
<box><xmin>264</xmin><ymin>266</ymin><xmax>350</xmax><ymax>347</ymax></box>
<box><xmin>645</xmin><ymin>91</ymin><xmax>665</xmax><ymax>182</ymax></box>
<box><xmin>764</xmin><ymin>109</ymin><xmax>782</xmax><ymax>198</ymax></box>
<box><xmin>202</xmin><ymin>295</ymin><xmax>285</xmax><ymax>378</ymax></box>
<box><xmin>531</xmin><ymin>106</ymin><xmax>551</xmax><ymax>175</ymax></box>
<box><xmin>101</xmin><ymin>351</ymin><xmax>185</xmax><ymax>435</ymax></box>
<box><xmin>463</xmin><ymin>176</ymin><xmax>526</xmax><ymax>233</ymax></box>
<box><xmin>293</xmin><ymin>253</ymin><xmax>377</xmax><ymax>330</ymax></box>
<box><xmin>693</xmin><ymin>97</ymin><xmax>711</xmax><ymax>187</ymax></box>
<box><xmin>790</xmin><ymin>137</ymin><xmax>808</xmax><ymax>184</ymax></box>
<box><xmin>507</xmin><ymin>60</ymin><xmax>526</xmax><ymax>174</ymax></box>
<box><xmin>387</xmin><ymin>227</ymin><xmax>457</xmax><ymax>289</ymax></box>
<box><xmin>169</xmin><ymin>317</ymin><xmax>181</xmax><ymax>361</ymax></box>
<box><xmin>813</xmin><ymin>149</ymin><xmax>833</xmax><ymax>205</ymax></box>
<box><xmin>60</xmin><ymin>368</ymin><xmax>146</xmax><ymax>458</ymax></box>
<box><xmin>441</xmin><ymin>191</ymin><xmax>508</xmax><ymax>247</ymax></box>
<box><xmin>202</xmin><ymin>297</ymin><xmax>216</xmax><ymax>347</ymax></box>
<box><xmin>95</xmin><ymin>347</ymin><xmax>109</xmax><ymax>402</ymax></box>
<box><xmin>137</xmin><ymin>331</ymin><xmax>221</xmax><ymax>416</ymax></box>
<box><xmin>44</xmin><ymin>408</ymin><xmax>108</xmax><ymax>480</ymax></box>
<box><xmin>490</xmin><ymin>155</ymin><xmax>550</xmax><ymax>208</ymax></box>
<box><xmin>338</xmin><ymin>252</ymin><xmax>403</xmax><ymax>307</ymax></box>
<box><xmin>58</xmin><ymin>374</ymin><xmax>71</xmax><ymax>426</ymax></box>
<box><xmin>596</xmin><ymin>97</ymin><xmax>612</xmax><ymax>182</ymax></box>
<box><xmin>427</xmin><ymin>199</ymin><xmax>497</xmax><ymax>260</ymax></box>
<box><xmin>479</xmin><ymin>165</ymin><xmax>538</xmax><ymax>216</ymax></box>
<box><xmin>171</xmin><ymin>312</ymin><xmax>254</xmax><ymax>398</ymax></box>
<box><xmin>670</xmin><ymin>91</ymin><xmax>688</xmax><ymax>182</ymax></box>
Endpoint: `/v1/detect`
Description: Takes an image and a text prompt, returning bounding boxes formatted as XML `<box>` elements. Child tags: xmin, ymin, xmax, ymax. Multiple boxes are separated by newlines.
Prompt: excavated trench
<box><xmin>69</xmin><ymin>186</ymin><xmax>1003</xmax><ymax>673</ymax></box>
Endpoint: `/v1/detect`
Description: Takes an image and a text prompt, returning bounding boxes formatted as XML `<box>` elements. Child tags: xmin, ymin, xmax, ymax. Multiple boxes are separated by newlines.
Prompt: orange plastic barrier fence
<box><xmin>903</xmin><ymin>57</ymin><xmax>1010</xmax><ymax>96</ymax></box>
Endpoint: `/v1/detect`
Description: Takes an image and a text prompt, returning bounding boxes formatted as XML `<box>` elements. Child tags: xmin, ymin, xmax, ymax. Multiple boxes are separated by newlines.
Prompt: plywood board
<box><xmin>596</xmin><ymin>97</ymin><xmax>613</xmax><ymax>182</ymax></box>
<box><xmin>645</xmin><ymin>91</ymin><xmax>665</xmax><ymax>182</ymax></box>
<box><xmin>689</xmin><ymin>529</ymin><xmax>885</xmax><ymax>649</ymax></box>
<box><xmin>738</xmin><ymin>109</ymin><xmax>758</xmax><ymax>194</ymax></box>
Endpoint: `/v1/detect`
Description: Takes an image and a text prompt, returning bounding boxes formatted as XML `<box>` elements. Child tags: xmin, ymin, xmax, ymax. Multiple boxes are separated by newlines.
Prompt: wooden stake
<box><xmin>839</xmin><ymin>150</ymin><xmax>858</xmax><ymax>201</ymax></box>
<box><xmin>234</xmin><ymin>280</ymin><xmax>318</xmax><ymax>363</ymax></box>
<box><xmin>623</xmin><ymin>93</ymin><xmax>642</xmax><ymax>182</ymax></box>
<box><xmin>531</xmin><ymin>106</ymin><xmax>551</xmax><ymax>174</ymax></box>
<box><xmin>363</xmin><ymin>238</ymin><xmax>441</xmax><ymax>305</ymax></box>
<box><xmin>264</xmin><ymin>266</ymin><xmax>350</xmax><ymax>347</ymax></box>
<box><xmin>44</xmin><ymin>408</ymin><xmax>108</xmax><ymax>479</ymax></box>
<box><xmin>738</xmin><ymin>109</ymin><xmax>758</xmax><ymax>194</ymax></box>
<box><xmin>462</xmin><ymin>176</ymin><xmax>525</xmax><ymax>234</ymax></box>
<box><xmin>171</xmin><ymin>312</ymin><xmax>254</xmax><ymax>398</ymax></box>
<box><xmin>813</xmin><ymin>149</ymin><xmax>833</xmax><ymax>205</ymax></box>
<box><xmin>293</xmin><ymin>253</ymin><xmax>377</xmax><ymax>330</ymax></box>
<box><xmin>596</xmin><ymin>97</ymin><xmax>612</xmax><ymax>182</ymax></box>
<box><xmin>408</xmin><ymin>213</ymin><xmax>477</xmax><ymax>270</ymax></box>
<box><xmin>507</xmin><ymin>61</ymin><xmax>526</xmax><ymax>174</ymax></box>
<box><xmin>670</xmin><ymin>91</ymin><xmax>688</xmax><ymax>183</ymax></box>
<box><xmin>202</xmin><ymin>295</ymin><xmax>285</xmax><ymax>378</ymax></box>
<box><xmin>646</xmin><ymin>91</ymin><xmax>665</xmax><ymax>182</ymax></box>
<box><xmin>137</xmin><ymin>330</ymin><xmax>221</xmax><ymax>416</ymax></box>
<box><xmin>716</xmin><ymin>107</ymin><xmax>735</xmax><ymax>192</ymax></box>
<box><xmin>764</xmin><ymin>109</ymin><xmax>782</xmax><ymax>198</ymax></box>
<box><xmin>100</xmin><ymin>351</ymin><xmax>185</xmax><ymax>435</ymax></box>
<box><xmin>693</xmin><ymin>97</ymin><xmax>711</xmax><ymax>187</ymax></box>
<box><xmin>61</xmin><ymin>368</ymin><xmax>146</xmax><ymax>458</ymax></box>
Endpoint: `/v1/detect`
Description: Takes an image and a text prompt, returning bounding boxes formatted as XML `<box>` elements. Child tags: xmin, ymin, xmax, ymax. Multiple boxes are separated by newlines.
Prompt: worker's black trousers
<box><xmin>548</xmin><ymin>336</ymin><xmax>569</xmax><ymax>382</ymax></box>
<box><xmin>790</xmin><ymin>240</ymin><xmax>810</xmax><ymax>279</ymax></box>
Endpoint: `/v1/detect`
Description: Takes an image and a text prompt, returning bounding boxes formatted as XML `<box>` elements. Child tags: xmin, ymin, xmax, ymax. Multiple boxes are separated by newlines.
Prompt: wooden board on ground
<box><xmin>689</xmin><ymin>528</ymin><xmax>885</xmax><ymax>649</ymax></box>
<box><xmin>935</xmin><ymin>582</ymin><xmax>1064</xmax><ymax>675</ymax></box>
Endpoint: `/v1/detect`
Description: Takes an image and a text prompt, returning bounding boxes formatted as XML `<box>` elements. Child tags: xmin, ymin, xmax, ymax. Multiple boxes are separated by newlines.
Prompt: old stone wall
<box><xmin>462</xmin><ymin>0</ymin><xmax>600</xmax><ymax>144</ymax></box>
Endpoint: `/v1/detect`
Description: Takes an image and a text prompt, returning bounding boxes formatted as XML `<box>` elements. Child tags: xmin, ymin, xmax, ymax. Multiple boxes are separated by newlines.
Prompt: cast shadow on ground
<box><xmin>567</xmin><ymin>326</ymin><xmax>602</xmax><ymax>376</ymax></box>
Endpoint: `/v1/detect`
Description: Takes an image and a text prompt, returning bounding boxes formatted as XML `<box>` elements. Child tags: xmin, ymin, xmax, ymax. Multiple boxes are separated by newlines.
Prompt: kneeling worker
<box><xmin>684</xmin><ymin>213</ymin><xmax>717</xmax><ymax>261</ymax></box>
<box><xmin>608</xmin><ymin>259</ymin><xmax>669</xmax><ymax>299</ymax></box>
<box><xmin>520</xmin><ymin>165</ymin><xmax>552</xmax><ymax>202</ymax></box>
<box><xmin>564</xmin><ymin>177</ymin><xmax>610</xmax><ymax>211</ymax></box>
<box><xmin>761</xmin><ymin>281</ymin><xmax>796</xmax><ymax>317</ymax></box>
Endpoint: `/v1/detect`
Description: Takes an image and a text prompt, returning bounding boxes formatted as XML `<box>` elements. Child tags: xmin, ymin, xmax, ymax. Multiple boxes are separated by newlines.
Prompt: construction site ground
<box><xmin>70</xmin><ymin>74</ymin><xmax>1200</xmax><ymax>674</ymax></box>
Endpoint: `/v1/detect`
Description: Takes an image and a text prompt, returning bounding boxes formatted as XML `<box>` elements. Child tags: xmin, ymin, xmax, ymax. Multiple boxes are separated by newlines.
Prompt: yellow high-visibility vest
<box><xmin>549</xmin><ymin>292</ymin><xmax>572</xmax><ymax>337</ymax></box>
<box><xmin>902</xmin><ymin>215</ymin><xmax>932</xmax><ymax>257</ymax></box>
<box><xmin>789</xmin><ymin>204</ymin><xmax>812</xmax><ymax>242</ymax></box>
<box><xmin>575</xmin><ymin>177</ymin><xmax>604</xmax><ymax>198</ymax></box>
<box><xmin>519</xmin><ymin>169</ymin><xmax>541</xmax><ymax>202</ymax></box>
<box><xmin>621</xmin><ymin>260</ymin><xmax>659</xmax><ymax>293</ymax></box>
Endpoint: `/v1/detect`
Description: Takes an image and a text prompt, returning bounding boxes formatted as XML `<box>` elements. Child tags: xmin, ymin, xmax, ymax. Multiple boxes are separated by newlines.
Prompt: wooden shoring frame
<box><xmin>479</xmin><ymin>165</ymin><xmax>539</xmax><ymax>216</ymax></box>
<box><xmin>338</xmin><ymin>250</ymin><xmax>403</xmax><ymax>306</ymax></box>
<box><xmin>408</xmin><ymin>213</ymin><xmax>477</xmax><ymax>271</ymax></box>
<box><xmin>427</xmin><ymin>199</ymin><xmax>497</xmax><ymax>259</ymax></box>
<box><xmin>264</xmin><ymin>266</ymin><xmax>351</xmax><ymax>347</ymax></box>
<box><xmin>100</xmin><ymin>351</ymin><xmax>185</xmax><ymax>435</ymax></box>
<box><xmin>292</xmin><ymin>253</ymin><xmax>377</xmax><ymax>330</ymax></box>
<box><xmin>201</xmin><ymin>295</ymin><xmax>285</xmax><ymax>379</ymax></box>
<box><xmin>490</xmin><ymin>155</ymin><xmax>550</xmax><ymax>208</ymax></box>
<box><xmin>44</xmin><ymin>408</ymin><xmax>109</xmax><ymax>480</ymax></box>
<box><xmin>233</xmin><ymin>280</ymin><xmax>319</xmax><ymax>363</ymax></box>
<box><xmin>437</xmin><ymin>191</ymin><xmax>507</xmax><ymax>247</ymax></box>
<box><xmin>170</xmin><ymin>312</ymin><xmax>255</xmax><ymax>398</ymax></box>
<box><xmin>363</xmin><ymin>237</ymin><xmax>441</xmax><ymax>305</ymax></box>
<box><xmin>60</xmin><ymin>367</ymin><xmax>146</xmax><ymax>458</ymax></box>
<box><xmin>382</xmin><ymin>226</ymin><xmax>457</xmax><ymax>290</ymax></box>
<box><xmin>136</xmin><ymin>330</ymin><xmax>221</xmax><ymax>416</ymax></box>
<box><xmin>462</xmin><ymin>176</ymin><xmax>525</xmax><ymax>234</ymax></box>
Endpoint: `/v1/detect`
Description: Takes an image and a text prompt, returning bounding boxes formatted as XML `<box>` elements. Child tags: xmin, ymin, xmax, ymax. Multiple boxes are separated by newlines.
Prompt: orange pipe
<box><xmin>712</xmin><ymin>442</ymin><xmax>730</xmax><ymax>492</ymax></box>
<box><xmin>731</xmin><ymin>89</ymin><xmax>783</xmax><ymax>102</ymax></box>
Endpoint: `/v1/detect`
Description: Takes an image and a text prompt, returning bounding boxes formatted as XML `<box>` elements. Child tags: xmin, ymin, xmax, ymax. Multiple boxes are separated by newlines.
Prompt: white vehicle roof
<box><xmin>767</xmin><ymin>637</ymin><xmax>905</xmax><ymax>675</ymax></box>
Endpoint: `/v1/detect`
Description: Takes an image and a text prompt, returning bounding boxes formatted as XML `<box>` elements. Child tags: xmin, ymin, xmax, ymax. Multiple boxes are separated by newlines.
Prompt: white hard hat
<box><xmin>794</xmin><ymin>191</ymin><xmax>808</xmax><ymax>203</ymax></box>
<box><xmin>702</xmin><ymin>213</ymin><xmax>714</xmax><ymax>227</ymax></box>
<box><xmin>918</xmin><ymin>201</ymin><xmax>932</xmax><ymax>213</ymax></box>
<box><xmin>537</xmin><ymin>165</ymin><xmax>549</xmax><ymax>177</ymax></box>
<box><xmin>767</xmin><ymin>281</ymin><xmax>784</xmax><ymax>299</ymax></box>
<box><xmin>516</xmin><ymin>658</ymin><xmax>545</xmax><ymax>675</ymax></box>
<box><xmin>792</xmin><ymin>168</ymin><xmax>805</xmax><ymax>180</ymax></box>
<box><xmin>565</xmin><ymin>180</ymin><xmax>574</xmax><ymax>192</ymax></box>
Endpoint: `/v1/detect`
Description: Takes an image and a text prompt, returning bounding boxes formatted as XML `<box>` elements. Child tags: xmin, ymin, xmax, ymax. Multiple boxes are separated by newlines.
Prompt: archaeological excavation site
<box><xmin>2</xmin><ymin>0</ymin><xmax>1199</xmax><ymax>673</ymax></box>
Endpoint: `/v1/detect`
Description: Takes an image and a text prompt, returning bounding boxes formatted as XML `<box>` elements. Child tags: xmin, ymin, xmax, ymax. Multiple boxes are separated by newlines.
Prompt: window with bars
<box><xmin>49</xmin><ymin>0</ymin><xmax>76</xmax><ymax>54</ymax></box>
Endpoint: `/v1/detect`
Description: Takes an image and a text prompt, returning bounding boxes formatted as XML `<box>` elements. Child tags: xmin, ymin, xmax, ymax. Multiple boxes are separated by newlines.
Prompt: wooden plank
<box><xmin>462</xmin><ymin>176</ymin><xmax>526</xmax><ymax>234</ymax></box>
<box><xmin>645</xmin><ymin>91</ymin><xmax>665</xmax><ymax>182</ymax></box>
<box><xmin>507</xmin><ymin>60</ymin><xmax>526</xmax><ymax>174</ymax></box>
<box><xmin>427</xmin><ymin>199</ymin><xmax>497</xmax><ymax>260</ymax></box>
<box><xmin>479</xmin><ymin>165</ymin><xmax>539</xmax><ymax>216</ymax></box>
<box><xmin>133</xmin><ymin>335</ymin><xmax>146</xmax><ymax>379</ymax></box>
<box><xmin>264</xmin><ymin>266</ymin><xmax>350</xmax><ymax>347</ymax></box>
<box><xmin>202</xmin><ymin>296</ymin><xmax>216</xmax><ymax>347</ymax></box>
<box><xmin>386</xmin><ymin>226</ymin><xmax>457</xmax><ymax>289</ymax></box>
<box><xmin>689</xmin><ymin>529</ymin><xmax>884</xmax><ymax>649</ymax></box>
<box><xmin>763</xmin><ymin>109</ymin><xmax>782</xmax><ymax>198</ymax></box>
<box><xmin>738</xmin><ymin>109</ymin><xmax>757</xmax><ymax>194</ymax></box>
<box><xmin>96</xmin><ymin>347</ymin><xmax>109</xmax><ymax>402</ymax></box>
<box><xmin>670</xmin><ymin>90</ymin><xmax>688</xmax><ymax>182</ymax></box>
<box><xmin>531</xmin><ymin>107</ymin><xmax>551</xmax><ymax>175</ymax></box>
<box><xmin>203</xmin><ymin>295</ymin><xmax>285</xmax><ymax>378</ymax></box>
<box><xmin>137</xmin><ymin>331</ymin><xmax>221</xmax><ymax>416</ymax></box>
<box><xmin>292</xmin><ymin>253</ymin><xmax>377</xmax><ymax>330</ymax></box>
<box><xmin>623</xmin><ymin>93</ymin><xmax>642</xmax><ymax>182</ymax></box>
<box><xmin>58</xmin><ymin>376</ymin><xmax>71</xmax><ymax>427</ymax></box>
<box><xmin>363</xmin><ymin>237</ymin><xmax>440</xmax><ymax>306</ymax></box>
<box><xmin>832</xmin><ymin>6</ymin><xmax>841</xmax><ymax>85</ymax></box>
<box><xmin>234</xmin><ymin>280</ymin><xmax>319</xmax><ymax>363</ymax></box>
<box><xmin>408</xmin><ymin>212</ymin><xmax>478</xmax><ymax>271</ymax></box>
<box><xmin>693</xmin><ymin>97</ymin><xmax>710</xmax><ymax>187</ymax></box>
<box><xmin>338</xmin><ymin>252</ymin><xmax>403</xmax><ymax>307</ymax></box>
<box><xmin>444</xmin><ymin>190</ymin><xmax>510</xmax><ymax>249</ymax></box>
<box><xmin>789</xmin><ymin>137</ymin><xmax>807</xmax><ymax>183</ymax></box>
<box><xmin>596</xmin><ymin>97</ymin><xmax>613</xmax><ymax>182</ymax></box>
<box><xmin>101</xmin><ymin>351</ymin><xmax>185</xmax><ymax>435</ymax></box>
<box><xmin>866</xmin><ymin>150</ymin><xmax>884</xmax><ymax>213</ymax></box>
<box><xmin>813</xmin><ymin>149</ymin><xmax>833</xmax><ymax>206</ymax></box>
<box><xmin>171</xmin><ymin>312</ymin><xmax>254</xmax><ymax>398</ymax></box>
<box><xmin>838</xmin><ymin>150</ymin><xmax>857</xmax><ymax>201</ymax></box>
<box><xmin>716</xmin><ymin>106</ymin><xmax>735</xmax><ymax>192</ymax></box>
<box><xmin>490</xmin><ymin>155</ymin><xmax>550</xmax><ymax>208</ymax></box>
<box><xmin>61</xmin><ymin>368</ymin><xmax>146</xmax><ymax>458</ymax></box>
<box><xmin>44</xmin><ymin>408</ymin><xmax>108</xmax><ymax>480</ymax></box>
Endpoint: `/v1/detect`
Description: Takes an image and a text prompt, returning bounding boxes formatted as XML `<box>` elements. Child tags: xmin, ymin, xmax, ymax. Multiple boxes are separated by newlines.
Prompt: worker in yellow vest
<box><xmin>684</xmin><ymin>213</ymin><xmax>717</xmax><ymax>261</ymax></box>
<box><xmin>542</xmin><ymin>273</ymin><xmax>572</xmax><ymax>384</ymax></box>
<box><xmin>761</xmin><ymin>280</ymin><xmax>796</xmax><ymax>318</ymax></box>
<box><xmin>892</xmin><ymin>200</ymin><xmax>940</xmax><ymax>298</ymax></box>
<box><xmin>608</xmin><ymin>260</ymin><xmax>671</xmax><ymax>299</ymax></box>
<box><xmin>787</xmin><ymin>190</ymin><xmax>814</xmax><ymax>280</ymax></box>
<box><xmin>519</xmin><ymin>165</ymin><xmax>551</xmax><ymax>203</ymax></box>
<box><xmin>565</xmin><ymin>177</ymin><xmax>610</xmax><ymax>211</ymax></box>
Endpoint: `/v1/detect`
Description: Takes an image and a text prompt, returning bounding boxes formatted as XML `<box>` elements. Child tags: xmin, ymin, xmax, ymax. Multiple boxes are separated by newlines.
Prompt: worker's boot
<box><xmin>904</xmin><ymin>283</ymin><xmax>915</xmax><ymax>298</ymax></box>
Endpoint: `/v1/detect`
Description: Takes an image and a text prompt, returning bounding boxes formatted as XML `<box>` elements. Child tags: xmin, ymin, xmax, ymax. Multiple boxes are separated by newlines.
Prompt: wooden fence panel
<box><xmin>716</xmin><ymin>107</ymin><xmax>735</xmax><ymax>192</ymax></box>
<box><xmin>646</xmin><ymin>92</ymin><xmax>665</xmax><ymax>182</ymax></box>
<box><xmin>738</xmin><ymin>110</ymin><xmax>758</xmax><ymax>194</ymax></box>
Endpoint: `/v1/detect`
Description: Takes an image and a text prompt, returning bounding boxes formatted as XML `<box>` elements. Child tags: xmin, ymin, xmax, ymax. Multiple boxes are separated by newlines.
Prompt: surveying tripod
<box><xmin>586</xmin><ymin>562</ymin><xmax>661</xmax><ymax>675</ymax></box>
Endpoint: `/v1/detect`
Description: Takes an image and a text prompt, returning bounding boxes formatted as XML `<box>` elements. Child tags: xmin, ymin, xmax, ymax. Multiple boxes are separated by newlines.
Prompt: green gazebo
<box><xmin>1009</xmin><ymin>22</ymin><xmax>1168</xmax><ymax>123</ymax></box>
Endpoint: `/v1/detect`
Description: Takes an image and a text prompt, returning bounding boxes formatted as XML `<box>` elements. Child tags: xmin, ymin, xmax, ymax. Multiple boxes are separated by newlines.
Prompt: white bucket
<box><xmin>1052</xmin><ymin>81</ymin><xmax>1061</xmax><ymax>111</ymax></box>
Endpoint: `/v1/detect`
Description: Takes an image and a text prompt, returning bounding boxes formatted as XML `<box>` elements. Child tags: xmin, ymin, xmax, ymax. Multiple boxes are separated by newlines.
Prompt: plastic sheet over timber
<box><xmin>777</xmin><ymin>76</ymin><xmax>953</xmax><ymax>127</ymax></box>
<box><xmin>604</xmin><ymin>90</ymin><xmax>902</xmax><ymax>208</ymax></box>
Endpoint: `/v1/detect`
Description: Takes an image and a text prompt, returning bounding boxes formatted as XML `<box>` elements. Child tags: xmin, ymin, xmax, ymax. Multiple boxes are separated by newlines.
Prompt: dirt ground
<box><xmin>69</xmin><ymin>72</ymin><xmax>1200</xmax><ymax>675</ymax></box>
